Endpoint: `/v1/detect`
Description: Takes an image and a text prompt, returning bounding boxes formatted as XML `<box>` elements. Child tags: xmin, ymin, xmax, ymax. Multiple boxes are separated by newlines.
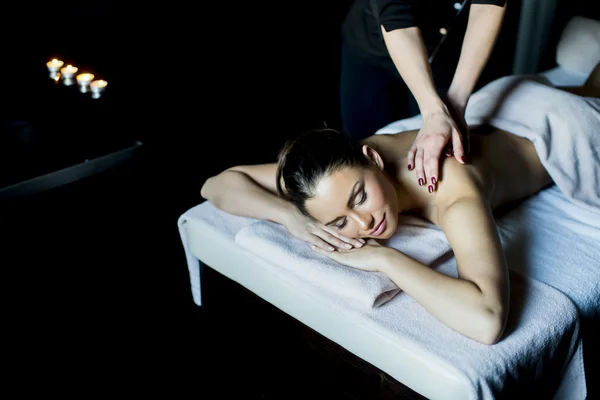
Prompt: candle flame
<box><xmin>46</xmin><ymin>59</ymin><xmax>64</xmax><ymax>69</ymax></box>
<box><xmin>90</xmin><ymin>80</ymin><xmax>108</xmax><ymax>90</ymax></box>
<box><xmin>76</xmin><ymin>73</ymin><xmax>95</xmax><ymax>82</ymax></box>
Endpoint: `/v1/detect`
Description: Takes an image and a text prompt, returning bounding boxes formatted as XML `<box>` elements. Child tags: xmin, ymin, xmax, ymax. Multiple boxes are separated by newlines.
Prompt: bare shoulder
<box><xmin>425</xmin><ymin>157</ymin><xmax>489</xmax><ymax>224</ymax></box>
<box><xmin>361</xmin><ymin>131</ymin><xmax>418</xmax><ymax>166</ymax></box>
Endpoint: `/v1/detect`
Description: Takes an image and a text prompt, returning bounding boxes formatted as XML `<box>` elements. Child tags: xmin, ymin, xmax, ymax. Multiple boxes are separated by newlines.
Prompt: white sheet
<box><xmin>462</xmin><ymin>75</ymin><xmax>600</xmax><ymax>214</ymax></box>
<box><xmin>497</xmin><ymin>185</ymin><xmax>600</xmax><ymax>321</ymax></box>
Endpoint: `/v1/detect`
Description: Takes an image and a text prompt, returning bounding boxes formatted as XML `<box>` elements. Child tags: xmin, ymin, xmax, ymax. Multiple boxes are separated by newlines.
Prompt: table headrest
<box><xmin>556</xmin><ymin>16</ymin><xmax>600</xmax><ymax>76</ymax></box>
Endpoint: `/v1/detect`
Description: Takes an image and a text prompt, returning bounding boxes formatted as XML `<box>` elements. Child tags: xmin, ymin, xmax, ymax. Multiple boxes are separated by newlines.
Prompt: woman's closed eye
<box><xmin>356</xmin><ymin>190</ymin><xmax>367</xmax><ymax>206</ymax></box>
<box><xmin>336</xmin><ymin>218</ymin><xmax>347</xmax><ymax>230</ymax></box>
<box><xmin>335</xmin><ymin>190</ymin><xmax>367</xmax><ymax>230</ymax></box>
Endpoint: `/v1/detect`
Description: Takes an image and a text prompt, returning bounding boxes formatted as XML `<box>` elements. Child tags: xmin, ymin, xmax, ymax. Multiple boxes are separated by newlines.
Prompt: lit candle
<box><xmin>76</xmin><ymin>73</ymin><xmax>95</xmax><ymax>92</ymax></box>
<box><xmin>46</xmin><ymin>59</ymin><xmax>64</xmax><ymax>78</ymax></box>
<box><xmin>60</xmin><ymin>65</ymin><xmax>78</xmax><ymax>78</ymax></box>
<box><xmin>90</xmin><ymin>79</ymin><xmax>107</xmax><ymax>99</ymax></box>
<box><xmin>60</xmin><ymin>65</ymin><xmax>78</xmax><ymax>86</ymax></box>
<box><xmin>47</xmin><ymin>59</ymin><xmax>64</xmax><ymax>72</ymax></box>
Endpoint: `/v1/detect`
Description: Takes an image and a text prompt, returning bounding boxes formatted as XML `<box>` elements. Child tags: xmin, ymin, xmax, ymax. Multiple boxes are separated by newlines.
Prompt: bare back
<box><xmin>362</xmin><ymin>127</ymin><xmax>553</xmax><ymax>220</ymax></box>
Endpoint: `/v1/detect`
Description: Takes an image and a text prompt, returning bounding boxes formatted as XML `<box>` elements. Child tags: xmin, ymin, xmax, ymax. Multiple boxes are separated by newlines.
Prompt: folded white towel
<box><xmin>235</xmin><ymin>214</ymin><xmax>451</xmax><ymax>308</ymax></box>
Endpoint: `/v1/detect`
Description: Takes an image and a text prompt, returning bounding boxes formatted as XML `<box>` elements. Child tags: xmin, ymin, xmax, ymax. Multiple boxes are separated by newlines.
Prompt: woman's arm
<box><xmin>315</xmin><ymin>158</ymin><xmax>509</xmax><ymax>344</ymax></box>
<box><xmin>380</xmin><ymin>181</ymin><xmax>508</xmax><ymax>344</ymax></box>
<box><xmin>201</xmin><ymin>164</ymin><xmax>292</xmax><ymax>224</ymax></box>
<box><xmin>201</xmin><ymin>164</ymin><xmax>363</xmax><ymax>250</ymax></box>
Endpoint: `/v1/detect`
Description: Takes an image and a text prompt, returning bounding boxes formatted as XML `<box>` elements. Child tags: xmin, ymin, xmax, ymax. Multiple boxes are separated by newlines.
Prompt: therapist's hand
<box><xmin>282</xmin><ymin>209</ymin><xmax>365</xmax><ymax>252</ymax></box>
<box><xmin>407</xmin><ymin>105</ymin><xmax>466</xmax><ymax>192</ymax></box>
<box><xmin>443</xmin><ymin>93</ymin><xmax>469</xmax><ymax>156</ymax></box>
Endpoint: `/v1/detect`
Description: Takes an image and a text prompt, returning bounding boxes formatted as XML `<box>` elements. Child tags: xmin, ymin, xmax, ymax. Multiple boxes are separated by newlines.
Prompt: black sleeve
<box><xmin>374</xmin><ymin>0</ymin><xmax>416</xmax><ymax>32</ymax></box>
<box><xmin>471</xmin><ymin>0</ymin><xmax>507</xmax><ymax>5</ymax></box>
<box><xmin>375</xmin><ymin>0</ymin><xmax>506</xmax><ymax>34</ymax></box>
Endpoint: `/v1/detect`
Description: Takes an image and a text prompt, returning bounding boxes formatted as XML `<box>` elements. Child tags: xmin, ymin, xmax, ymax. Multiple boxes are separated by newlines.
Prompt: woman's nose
<box><xmin>350</xmin><ymin>211</ymin><xmax>374</xmax><ymax>230</ymax></box>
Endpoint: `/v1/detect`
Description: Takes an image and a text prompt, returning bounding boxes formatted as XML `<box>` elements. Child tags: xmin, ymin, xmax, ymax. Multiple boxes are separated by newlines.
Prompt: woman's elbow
<box><xmin>200</xmin><ymin>176</ymin><xmax>218</xmax><ymax>201</ymax></box>
<box><xmin>477</xmin><ymin>307</ymin><xmax>507</xmax><ymax>345</ymax></box>
<box><xmin>200</xmin><ymin>178</ymin><xmax>211</xmax><ymax>200</ymax></box>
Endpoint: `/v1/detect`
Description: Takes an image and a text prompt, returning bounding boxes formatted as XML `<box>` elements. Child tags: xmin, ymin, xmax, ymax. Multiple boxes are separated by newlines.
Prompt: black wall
<box><xmin>3</xmin><ymin>1</ymin><xmax>598</xmax><ymax>212</ymax></box>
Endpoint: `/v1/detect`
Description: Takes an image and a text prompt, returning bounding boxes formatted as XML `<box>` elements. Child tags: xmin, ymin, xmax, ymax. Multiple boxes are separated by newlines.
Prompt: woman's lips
<box><xmin>370</xmin><ymin>214</ymin><xmax>386</xmax><ymax>236</ymax></box>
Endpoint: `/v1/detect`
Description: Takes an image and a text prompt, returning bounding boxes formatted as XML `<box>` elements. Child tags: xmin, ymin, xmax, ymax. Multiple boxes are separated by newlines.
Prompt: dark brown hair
<box><xmin>275</xmin><ymin>128</ymin><xmax>369</xmax><ymax>217</ymax></box>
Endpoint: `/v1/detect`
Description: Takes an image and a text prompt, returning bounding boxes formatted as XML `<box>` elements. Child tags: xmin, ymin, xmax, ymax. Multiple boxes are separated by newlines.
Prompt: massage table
<box><xmin>178</xmin><ymin>16</ymin><xmax>599</xmax><ymax>399</ymax></box>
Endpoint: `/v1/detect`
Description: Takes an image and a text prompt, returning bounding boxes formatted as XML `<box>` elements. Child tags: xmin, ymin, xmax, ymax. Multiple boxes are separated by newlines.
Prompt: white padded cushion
<box><xmin>556</xmin><ymin>16</ymin><xmax>600</xmax><ymax>76</ymax></box>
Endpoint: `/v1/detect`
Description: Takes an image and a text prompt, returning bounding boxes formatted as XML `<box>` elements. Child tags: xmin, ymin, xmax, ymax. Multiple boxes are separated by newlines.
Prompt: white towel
<box><xmin>235</xmin><ymin>214</ymin><xmax>451</xmax><ymax>308</ymax></box>
<box><xmin>464</xmin><ymin>75</ymin><xmax>600</xmax><ymax>214</ymax></box>
<box><xmin>372</xmin><ymin>261</ymin><xmax>585</xmax><ymax>399</ymax></box>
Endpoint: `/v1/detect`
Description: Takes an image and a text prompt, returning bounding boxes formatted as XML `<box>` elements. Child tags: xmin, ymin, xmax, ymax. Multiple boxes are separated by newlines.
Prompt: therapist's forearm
<box><xmin>447</xmin><ymin>3</ymin><xmax>507</xmax><ymax>105</ymax></box>
<box><xmin>381</xmin><ymin>27</ymin><xmax>445</xmax><ymax>115</ymax></box>
<box><xmin>378</xmin><ymin>247</ymin><xmax>504</xmax><ymax>344</ymax></box>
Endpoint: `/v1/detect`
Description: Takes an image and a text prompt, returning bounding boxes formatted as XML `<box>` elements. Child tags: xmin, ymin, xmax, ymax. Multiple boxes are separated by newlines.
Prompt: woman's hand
<box><xmin>281</xmin><ymin>209</ymin><xmax>365</xmax><ymax>252</ymax></box>
<box><xmin>407</xmin><ymin>105</ymin><xmax>466</xmax><ymax>192</ymax></box>
<box><xmin>311</xmin><ymin>239</ymin><xmax>386</xmax><ymax>272</ymax></box>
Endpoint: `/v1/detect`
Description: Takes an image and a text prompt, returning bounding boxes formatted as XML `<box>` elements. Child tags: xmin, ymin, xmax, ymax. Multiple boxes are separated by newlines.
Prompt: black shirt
<box><xmin>341</xmin><ymin>0</ymin><xmax>506</xmax><ymax>65</ymax></box>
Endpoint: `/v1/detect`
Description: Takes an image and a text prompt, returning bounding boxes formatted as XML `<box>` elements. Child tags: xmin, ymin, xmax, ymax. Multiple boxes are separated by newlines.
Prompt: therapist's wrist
<box><xmin>446</xmin><ymin>84</ymin><xmax>471</xmax><ymax>109</ymax></box>
<box><xmin>418</xmin><ymin>95</ymin><xmax>447</xmax><ymax>117</ymax></box>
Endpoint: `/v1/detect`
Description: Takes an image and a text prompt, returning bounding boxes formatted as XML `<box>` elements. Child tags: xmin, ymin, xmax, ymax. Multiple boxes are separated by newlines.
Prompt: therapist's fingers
<box><xmin>423</xmin><ymin>139</ymin><xmax>446</xmax><ymax>192</ymax></box>
<box><xmin>407</xmin><ymin>143</ymin><xmax>417</xmax><ymax>171</ymax></box>
<box><xmin>444</xmin><ymin>143</ymin><xmax>453</xmax><ymax>157</ymax></box>
<box><xmin>414</xmin><ymin>147</ymin><xmax>425</xmax><ymax>187</ymax></box>
<box><xmin>452</xmin><ymin>128</ymin><xmax>466</xmax><ymax>164</ymax></box>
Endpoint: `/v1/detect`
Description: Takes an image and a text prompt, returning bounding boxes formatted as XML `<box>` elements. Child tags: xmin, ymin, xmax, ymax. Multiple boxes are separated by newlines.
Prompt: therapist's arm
<box><xmin>381</xmin><ymin>26</ymin><xmax>466</xmax><ymax>190</ymax></box>
<box><xmin>446</xmin><ymin>2</ymin><xmax>507</xmax><ymax>113</ymax></box>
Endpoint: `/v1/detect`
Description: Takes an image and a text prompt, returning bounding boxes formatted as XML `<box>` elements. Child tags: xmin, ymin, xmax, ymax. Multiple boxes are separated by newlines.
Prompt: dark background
<box><xmin>1</xmin><ymin>1</ymin><xmax>598</xmax><ymax>397</ymax></box>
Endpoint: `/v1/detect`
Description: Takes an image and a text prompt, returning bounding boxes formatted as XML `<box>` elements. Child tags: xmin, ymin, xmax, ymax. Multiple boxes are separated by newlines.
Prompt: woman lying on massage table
<box><xmin>201</xmin><ymin>65</ymin><xmax>600</xmax><ymax>345</ymax></box>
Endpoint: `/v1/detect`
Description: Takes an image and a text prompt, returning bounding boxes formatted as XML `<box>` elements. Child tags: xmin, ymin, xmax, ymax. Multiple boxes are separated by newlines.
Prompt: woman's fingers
<box><xmin>309</xmin><ymin>236</ymin><xmax>336</xmax><ymax>252</ymax></box>
<box><xmin>312</xmin><ymin>230</ymin><xmax>362</xmax><ymax>251</ymax></box>
<box><xmin>322</xmin><ymin>226</ymin><xmax>364</xmax><ymax>248</ymax></box>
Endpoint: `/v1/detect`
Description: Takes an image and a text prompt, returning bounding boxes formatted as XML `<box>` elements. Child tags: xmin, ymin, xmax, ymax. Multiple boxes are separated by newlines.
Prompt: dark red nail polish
<box><xmin>408</xmin><ymin>164</ymin><xmax>412</xmax><ymax>170</ymax></box>
<box><xmin>431</xmin><ymin>177</ymin><xmax>436</xmax><ymax>184</ymax></box>
<box><xmin>419</xmin><ymin>178</ymin><xmax>424</xmax><ymax>186</ymax></box>
<box><xmin>461</xmin><ymin>155</ymin><xmax>466</xmax><ymax>163</ymax></box>
<box><xmin>428</xmin><ymin>185</ymin><xmax>433</xmax><ymax>193</ymax></box>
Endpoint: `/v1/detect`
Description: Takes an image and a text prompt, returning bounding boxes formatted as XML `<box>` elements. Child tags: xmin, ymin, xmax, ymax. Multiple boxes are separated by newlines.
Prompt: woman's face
<box><xmin>305</xmin><ymin>165</ymin><xmax>399</xmax><ymax>239</ymax></box>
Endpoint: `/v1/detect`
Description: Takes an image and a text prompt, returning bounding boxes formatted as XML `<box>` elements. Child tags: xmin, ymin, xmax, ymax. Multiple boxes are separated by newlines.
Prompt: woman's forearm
<box><xmin>378</xmin><ymin>247</ymin><xmax>505</xmax><ymax>344</ymax></box>
<box><xmin>447</xmin><ymin>3</ymin><xmax>507</xmax><ymax>105</ymax></box>
<box><xmin>201</xmin><ymin>171</ymin><xmax>293</xmax><ymax>225</ymax></box>
<box><xmin>381</xmin><ymin>26</ymin><xmax>445</xmax><ymax>115</ymax></box>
